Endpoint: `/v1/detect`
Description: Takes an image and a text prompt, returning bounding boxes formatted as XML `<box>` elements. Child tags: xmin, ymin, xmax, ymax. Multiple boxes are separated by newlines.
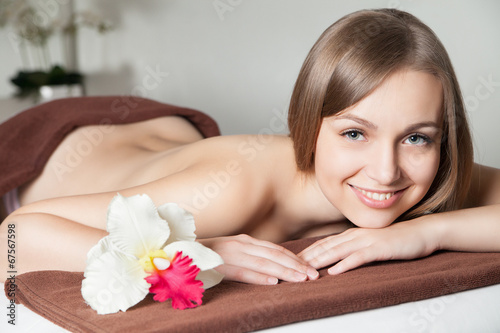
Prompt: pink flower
<box><xmin>146</xmin><ymin>251</ymin><xmax>204</xmax><ymax>309</ymax></box>
<box><xmin>81</xmin><ymin>194</ymin><xmax>224</xmax><ymax>314</ymax></box>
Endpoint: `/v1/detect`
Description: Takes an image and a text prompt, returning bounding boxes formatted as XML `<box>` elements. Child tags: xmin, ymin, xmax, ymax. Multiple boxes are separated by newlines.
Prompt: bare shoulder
<box><xmin>139</xmin><ymin>134</ymin><xmax>296</xmax><ymax>238</ymax></box>
<box><xmin>180</xmin><ymin>134</ymin><xmax>294</xmax><ymax>166</ymax></box>
<box><xmin>174</xmin><ymin>134</ymin><xmax>298</xmax><ymax>238</ymax></box>
<box><xmin>177</xmin><ymin>134</ymin><xmax>296</xmax><ymax>205</ymax></box>
<box><xmin>467</xmin><ymin>163</ymin><xmax>500</xmax><ymax>207</ymax></box>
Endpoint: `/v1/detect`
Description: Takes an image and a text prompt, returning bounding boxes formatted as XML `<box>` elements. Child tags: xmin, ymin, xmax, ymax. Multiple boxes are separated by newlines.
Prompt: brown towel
<box><xmin>5</xmin><ymin>236</ymin><xmax>500</xmax><ymax>333</ymax></box>
<box><xmin>0</xmin><ymin>96</ymin><xmax>220</xmax><ymax>199</ymax></box>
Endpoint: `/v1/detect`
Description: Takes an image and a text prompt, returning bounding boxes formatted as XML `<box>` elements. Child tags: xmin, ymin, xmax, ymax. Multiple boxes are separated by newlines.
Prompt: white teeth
<box><xmin>359</xmin><ymin>188</ymin><xmax>394</xmax><ymax>201</ymax></box>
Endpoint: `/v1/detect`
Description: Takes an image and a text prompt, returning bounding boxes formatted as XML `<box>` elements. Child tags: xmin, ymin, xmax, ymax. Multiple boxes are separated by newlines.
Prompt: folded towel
<box><xmin>5</xmin><ymin>236</ymin><xmax>500</xmax><ymax>332</ymax></box>
<box><xmin>0</xmin><ymin>96</ymin><xmax>220</xmax><ymax>200</ymax></box>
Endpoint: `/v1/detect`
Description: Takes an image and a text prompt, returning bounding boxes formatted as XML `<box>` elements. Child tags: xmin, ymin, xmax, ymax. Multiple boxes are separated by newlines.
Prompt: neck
<box><xmin>299</xmin><ymin>171</ymin><xmax>345</xmax><ymax>222</ymax></box>
<box><xmin>274</xmin><ymin>168</ymin><xmax>346</xmax><ymax>237</ymax></box>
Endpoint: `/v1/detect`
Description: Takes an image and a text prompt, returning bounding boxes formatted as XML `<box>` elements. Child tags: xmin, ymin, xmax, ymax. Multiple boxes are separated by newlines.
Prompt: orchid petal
<box><xmin>153</xmin><ymin>257</ymin><xmax>171</xmax><ymax>270</ymax></box>
<box><xmin>163</xmin><ymin>241</ymin><xmax>223</xmax><ymax>271</ymax></box>
<box><xmin>194</xmin><ymin>269</ymin><xmax>225</xmax><ymax>289</ymax></box>
<box><xmin>146</xmin><ymin>252</ymin><xmax>204</xmax><ymax>309</ymax></box>
<box><xmin>107</xmin><ymin>194</ymin><xmax>170</xmax><ymax>258</ymax></box>
<box><xmin>157</xmin><ymin>203</ymin><xmax>196</xmax><ymax>243</ymax></box>
<box><xmin>82</xmin><ymin>250</ymin><xmax>149</xmax><ymax>315</ymax></box>
<box><xmin>86</xmin><ymin>236</ymin><xmax>115</xmax><ymax>264</ymax></box>
<box><xmin>163</xmin><ymin>241</ymin><xmax>224</xmax><ymax>289</ymax></box>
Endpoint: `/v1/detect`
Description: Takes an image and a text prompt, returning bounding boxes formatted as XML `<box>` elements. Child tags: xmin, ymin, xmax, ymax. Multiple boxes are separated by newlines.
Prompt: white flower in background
<box><xmin>81</xmin><ymin>194</ymin><xmax>224</xmax><ymax>314</ymax></box>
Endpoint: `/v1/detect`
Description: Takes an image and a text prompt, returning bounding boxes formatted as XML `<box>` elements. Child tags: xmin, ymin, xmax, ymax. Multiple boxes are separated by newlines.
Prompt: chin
<box><xmin>347</xmin><ymin>211</ymin><xmax>399</xmax><ymax>229</ymax></box>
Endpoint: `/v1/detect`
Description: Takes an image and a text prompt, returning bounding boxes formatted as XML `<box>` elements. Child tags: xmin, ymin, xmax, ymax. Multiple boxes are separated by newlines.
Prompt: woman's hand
<box><xmin>298</xmin><ymin>218</ymin><xmax>440</xmax><ymax>275</ymax></box>
<box><xmin>198</xmin><ymin>234</ymin><xmax>319</xmax><ymax>285</ymax></box>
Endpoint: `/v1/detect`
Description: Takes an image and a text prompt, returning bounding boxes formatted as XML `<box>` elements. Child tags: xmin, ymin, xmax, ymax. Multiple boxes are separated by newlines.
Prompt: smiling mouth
<box><xmin>353</xmin><ymin>186</ymin><xmax>395</xmax><ymax>201</ymax></box>
<box><xmin>349</xmin><ymin>185</ymin><xmax>407</xmax><ymax>208</ymax></box>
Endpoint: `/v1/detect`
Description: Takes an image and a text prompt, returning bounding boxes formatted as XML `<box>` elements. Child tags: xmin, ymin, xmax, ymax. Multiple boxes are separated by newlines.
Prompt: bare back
<box><xmin>19</xmin><ymin>116</ymin><xmax>205</xmax><ymax>203</ymax></box>
<box><xmin>16</xmin><ymin>117</ymin><xmax>348</xmax><ymax>243</ymax></box>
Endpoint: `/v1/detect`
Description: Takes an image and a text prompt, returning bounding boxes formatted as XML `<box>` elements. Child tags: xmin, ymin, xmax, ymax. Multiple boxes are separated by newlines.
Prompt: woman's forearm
<box><xmin>0</xmin><ymin>212</ymin><xmax>107</xmax><ymax>281</ymax></box>
<box><xmin>431</xmin><ymin>204</ymin><xmax>500</xmax><ymax>253</ymax></box>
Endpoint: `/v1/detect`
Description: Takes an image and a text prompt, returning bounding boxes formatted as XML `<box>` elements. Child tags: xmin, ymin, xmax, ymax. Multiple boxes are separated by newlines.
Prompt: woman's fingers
<box><xmin>298</xmin><ymin>232</ymin><xmax>356</xmax><ymax>268</ymax></box>
<box><xmin>239</xmin><ymin>246</ymin><xmax>316</xmax><ymax>282</ymax></box>
<box><xmin>205</xmin><ymin>235</ymin><xmax>319</xmax><ymax>284</ymax></box>
<box><xmin>298</xmin><ymin>229</ymin><xmax>384</xmax><ymax>272</ymax></box>
<box><xmin>217</xmin><ymin>264</ymin><xmax>279</xmax><ymax>285</ymax></box>
<box><xmin>238</xmin><ymin>237</ymin><xmax>317</xmax><ymax>279</ymax></box>
<box><xmin>301</xmin><ymin>241</ymin><xmax>382</xmax><ymax>275</ymax></box>
<box><xmin>242</xmin><ymin>234</ymin><xmax>311</xmax><ymax>266</ymax></box>
<box><xmin>299</xmin><ymin>223</ymin><xmax>434</xmax><ymax>275</ymax></box>
<box><xmin>327</xmin><ymin>248</ymin><xmax>377</xmax><ymax>275</ymax></box>
<box><xmin>220</xmin><ymin>250</ymin><xmax>309</xmax><ymax>284</ymax></box>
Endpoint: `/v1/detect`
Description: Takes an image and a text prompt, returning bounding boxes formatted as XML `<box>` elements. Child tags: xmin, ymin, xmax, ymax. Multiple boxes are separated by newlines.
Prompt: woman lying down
<box><xmin>2</xmin><ymin>9</ymin><xmax>500</xmax><ymax>297</ymax></box>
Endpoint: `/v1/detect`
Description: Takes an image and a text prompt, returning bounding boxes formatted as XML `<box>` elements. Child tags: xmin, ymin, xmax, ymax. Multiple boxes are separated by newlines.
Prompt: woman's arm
<box><xmin>430</xmin><ymin>204</ymin><xmax>500</xmax><ymax>252</ymax></box>
<box><xmin>0</xmin><ymin>213</ymin><xmax>108</xmax><ymax>281</ymax></box>
<box><xmin>436</xmin><ymin>163</ymin><xmax>500</xmax><ymax>252</ymax></box>
<box><xmin>299</xmin><ymin>163</ymin><xmax>500</xmax><ymax>274</ymax></box>
<box><xmin>0</xmin><ymin>211</ymin><xmax>317</xmax><ymax>284</ymax></box>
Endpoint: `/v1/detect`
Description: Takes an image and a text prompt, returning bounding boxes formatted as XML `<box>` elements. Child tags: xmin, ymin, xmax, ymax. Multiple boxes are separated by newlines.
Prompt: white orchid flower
<box><xmin>81</xmin><ymin>194</ymin><xmax>224</xmax><ymax>314</ymax></box>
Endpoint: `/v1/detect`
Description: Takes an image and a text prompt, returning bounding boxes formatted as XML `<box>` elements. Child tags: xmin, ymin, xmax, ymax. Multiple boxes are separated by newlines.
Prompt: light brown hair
<box><xmin>288</xmin><ymin>8</ymin><xmax>473</xmax><ymax>219</ymax></box>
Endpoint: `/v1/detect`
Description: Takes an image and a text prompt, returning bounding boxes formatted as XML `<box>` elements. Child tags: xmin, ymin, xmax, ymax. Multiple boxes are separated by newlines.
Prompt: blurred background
<box><xmin>0</xmin><ymin>0</ymin><xmax>499</xmax><ymax>167</ymax></box>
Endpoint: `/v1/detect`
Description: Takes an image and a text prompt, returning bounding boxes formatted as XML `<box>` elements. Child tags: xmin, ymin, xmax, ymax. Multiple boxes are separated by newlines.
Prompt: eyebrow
<box><xmin>334</xmin><ymin>115</ymin><xmax>441</xmax><ymax>132</ymax></box>
<box><xmin>334</xmin><ymin>115</ymin><xmax>377</xmax><ymax>129</ymax></box>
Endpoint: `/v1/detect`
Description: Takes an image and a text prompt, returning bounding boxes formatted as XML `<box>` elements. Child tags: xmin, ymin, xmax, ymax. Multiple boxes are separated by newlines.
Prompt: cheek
<box><xmin>315</xmin><ymin>146</ymin><xmax>359</xmax><ymax>182</ymax></box>
<box><xmin>314</xmin><ymin>141</ymin><xmax>342</xmax><ymax>202</ymax></box>
<box><xmin>402</xmin><ymin>148</ymin><xmax>440</xmax><ymax>189</ymax></box>
<box><xmin>314</xmin><ymin>146</ymin><xmax>366</xmax><ymax>207</ymax></box>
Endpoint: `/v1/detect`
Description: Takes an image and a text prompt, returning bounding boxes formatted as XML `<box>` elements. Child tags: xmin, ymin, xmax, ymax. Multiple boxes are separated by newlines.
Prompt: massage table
<box><xmin>2</xmin><ymin>282</ymin><xmax>500</xmax><ymax>332</ymax></box>
<box><xmin>2</xmin><ymin>97</ymin><xmax>500</xmax><ymax>332</ymax></box>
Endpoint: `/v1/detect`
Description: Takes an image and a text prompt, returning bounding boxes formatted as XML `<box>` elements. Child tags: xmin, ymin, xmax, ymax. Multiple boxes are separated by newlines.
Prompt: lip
<box><xmin>349</xmin><ymin>185</ymin><xmax>407</xmax><ymax>209</ymax></box>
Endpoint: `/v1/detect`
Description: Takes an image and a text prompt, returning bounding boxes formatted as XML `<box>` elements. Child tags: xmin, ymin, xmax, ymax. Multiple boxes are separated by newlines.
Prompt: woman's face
<box><xmin>314</xmin><ymin>70</ymin><xmax>443</xmax><ymax>228</ymax></box>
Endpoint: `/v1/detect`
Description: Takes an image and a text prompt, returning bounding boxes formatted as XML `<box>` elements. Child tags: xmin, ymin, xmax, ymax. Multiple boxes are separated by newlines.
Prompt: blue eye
<box><xmin>405</xmin><ymin>134</ymin><xmax>431</xmax><ymax>145</ymax></box>
<box><xmin>342</xmin><ymin>130</ymin><xmax>365</xmax><ymax>141</ymax></box>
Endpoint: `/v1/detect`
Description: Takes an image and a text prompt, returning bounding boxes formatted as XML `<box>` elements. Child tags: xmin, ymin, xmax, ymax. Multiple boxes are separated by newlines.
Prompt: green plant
<box><xmin>0</xmin><ymin>0</ymin><xmax>112</xmax><ymax>99</ymax></box>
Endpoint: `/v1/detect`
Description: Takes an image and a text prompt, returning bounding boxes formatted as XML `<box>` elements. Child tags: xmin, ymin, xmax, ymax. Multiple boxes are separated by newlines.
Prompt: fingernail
<box><xmin>294</xmin><ymin>271</ymin><xmax>307</xmax><ymax>281</ymax></box>
<box><xmin>328</xmin><ymin>267</ymin><xmax>340</xmax><ymax>275</ymax></box>
<box><xmin>307</xmin><ymin>268</ymin><xmax>319</xmax><ymax>279</ymax></box>
<box><xmin>267</xmin><ymin>277</ymin><xmax>278</xmax><ymax>285</ymax></box>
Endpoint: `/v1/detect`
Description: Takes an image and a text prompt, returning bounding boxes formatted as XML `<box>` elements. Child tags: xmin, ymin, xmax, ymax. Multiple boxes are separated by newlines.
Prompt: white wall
<box><xmin>1</xmin><ymin>0</ymin><xmax>499</xmax><ymax>168</ymax></box>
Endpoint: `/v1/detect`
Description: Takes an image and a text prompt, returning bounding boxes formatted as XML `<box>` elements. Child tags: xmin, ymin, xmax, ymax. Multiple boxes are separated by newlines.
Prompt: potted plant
<box><xmin>0</xmin><ymin>0</ymin><xmax>112</xmax><ymax>102</ymax></box>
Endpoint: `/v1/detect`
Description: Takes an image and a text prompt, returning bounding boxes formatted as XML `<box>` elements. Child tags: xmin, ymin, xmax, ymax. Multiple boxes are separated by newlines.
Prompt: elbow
<box><xmin>3</xmin><ymin>199</ymin><xmax>49</xmax><ymax>222</ymax></box>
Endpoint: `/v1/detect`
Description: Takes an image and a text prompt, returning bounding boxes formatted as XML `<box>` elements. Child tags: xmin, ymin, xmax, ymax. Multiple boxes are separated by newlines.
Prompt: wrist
<box><xmin>417</xmin><ymin>213</ymin><xmax>447</xmax><ymax>252</ymax></box>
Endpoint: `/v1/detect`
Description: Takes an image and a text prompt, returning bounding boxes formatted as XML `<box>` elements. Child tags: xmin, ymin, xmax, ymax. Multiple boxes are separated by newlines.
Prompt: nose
<box><xmin>364</xmin><ymin>143</ymin><xmax>401</xmax><ymax>185</ymax></box>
